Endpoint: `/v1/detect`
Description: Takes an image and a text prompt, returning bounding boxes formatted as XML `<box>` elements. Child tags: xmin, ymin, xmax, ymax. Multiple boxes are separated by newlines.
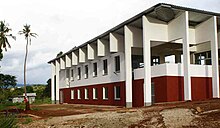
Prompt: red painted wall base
<box><xmin>60</xmin><ymin>76</ymin><xmax>215</xmax><ymax>107</ymax></box>
<box><xmin>60</xmin><ymin>81</ymin><xmax>126</xmax><ymax>106</ymax></box>
<box><xmin>132</xmin><ymin>76</ymin><xmax>213</xmax><ymax>107</ymax></box>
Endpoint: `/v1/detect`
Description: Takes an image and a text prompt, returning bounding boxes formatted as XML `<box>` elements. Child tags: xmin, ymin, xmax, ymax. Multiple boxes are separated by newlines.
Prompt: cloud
<box><xmin>0</xmin><ymin>0</ymin><xmax>219</xmax><ymax>84</ymax></box>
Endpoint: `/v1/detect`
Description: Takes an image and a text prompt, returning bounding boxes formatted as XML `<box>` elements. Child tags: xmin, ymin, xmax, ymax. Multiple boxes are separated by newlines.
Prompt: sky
<box><xmin>0</xmin><ymin>0</ymin><xmax>219</xmax><ymax>84</ymax></box>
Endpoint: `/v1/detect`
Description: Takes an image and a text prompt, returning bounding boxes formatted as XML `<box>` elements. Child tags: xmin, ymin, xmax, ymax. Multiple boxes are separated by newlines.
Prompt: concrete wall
<box><xmin>59</xmin><ymin>52</ymin><xmax>125</xmax><ymax>89</ymax></box>
<box><xmin>134</xmin><ymin>63</ymin><xmax>212</xmax><ymax>80</ymax></box>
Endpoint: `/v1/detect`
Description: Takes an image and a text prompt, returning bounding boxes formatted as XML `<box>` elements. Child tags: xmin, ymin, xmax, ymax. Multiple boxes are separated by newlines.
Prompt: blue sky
<box><xmin>0</xmin><ymin>0</ymin><xmax>219</xmax><ymax>84</ymax></box>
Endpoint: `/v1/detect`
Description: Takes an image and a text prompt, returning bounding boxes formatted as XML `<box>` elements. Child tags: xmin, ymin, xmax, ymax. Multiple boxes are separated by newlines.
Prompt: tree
<box><xmin>0</xmin><ymin>21</ymin><xmax>16</xmax><ymax>51</ymax></box>
<box><xmin>43</xmin><ymin>79</ymin><xmax>51</xmax><ymax>98</ymax></box>
<box><xmin>0</xmin><ymin>49</ymin><xmax>3</xmax><ymax>61</ymax></box>
<box><xmin>0</xmin><ymin>74</ymin><xmax>17</xmax><ymax>102</ymax></box>
<box><xmin>0</xmin><ymin>74</ymin><xmax>17</xmax><ymax>89</ymax></box>
<box><xmin>18</xmin><ymin>24</ymin><xmax>37</xmax><ymax>110</ymax></box>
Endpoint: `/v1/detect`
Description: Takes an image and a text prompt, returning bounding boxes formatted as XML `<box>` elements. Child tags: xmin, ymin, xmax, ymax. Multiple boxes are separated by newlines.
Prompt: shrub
<box><xmin>0</xmin><ymin>114</ymin><xmax>18</xmax><ymax>128</ymax></box>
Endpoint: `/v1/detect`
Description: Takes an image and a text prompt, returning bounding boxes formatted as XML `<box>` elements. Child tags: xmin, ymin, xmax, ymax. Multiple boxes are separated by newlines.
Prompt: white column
<box><xmin>79</xmin><ymin>48</ymin><xmax>86</xmax><ymax>63</ymax></box>
<box><xmin>211</xmin><ymin>16</ymin><xmax>219</xmax><ymax>98</ymax></box>
<box><xmin>51</xmin><ymin>62</ymin><xmax>56</xmax><ymax>103</ymax></box>
<box><xmin>124</xmin><ymin>25</ymin><xmax>133</xmax><ymax>108</ymax></box>
<box><xmin>72</xmin><ymin>51</ymin><xmax>78</xmax><ymax>66</ymax></box>
<box><xmin>97</xmin><ymin>39</ymin><xmax>105</xmax><ymax>56</ymax></box>
<box><xmin>142</xmin><ymin>16</ymin><xmax>152</xmax><ymax>106</ymax></box>
<box><xmin>60</xmin><ymin>57</ymin><xmax>65</xmax><ymax>69</ymax></box>
<box><xmin>182</xmin><ymin>11</ymin><xmax>191</xmax><ymax>101</ymax></box>
<box><xmin>55</xmin><ymin>60</ymin><xmax>60</xmax><ymax>104</ymax></box>
<box><xmin>65</xmin><ymin>54</ymin><xmax>71</xmax><ymax>68</ymax></box>
<box><xmin>87</xmin><ymin>43</ymin><xmax>95</xmax><ymax>60</ymax></box>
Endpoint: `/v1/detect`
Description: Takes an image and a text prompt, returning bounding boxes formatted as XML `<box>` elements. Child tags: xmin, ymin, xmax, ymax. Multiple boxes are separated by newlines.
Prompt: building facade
<box><xmin>48</xmin><ymin>3</ymin><xmax>220</xmax><ymax>107</ymax></box>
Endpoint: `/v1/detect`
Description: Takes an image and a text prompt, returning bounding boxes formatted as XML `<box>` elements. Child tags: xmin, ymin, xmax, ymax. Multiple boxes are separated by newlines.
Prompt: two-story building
<box><xmin>48</xmin><ymin>3</ymin><xmax>220</xmax><ymax>107</ymax></box>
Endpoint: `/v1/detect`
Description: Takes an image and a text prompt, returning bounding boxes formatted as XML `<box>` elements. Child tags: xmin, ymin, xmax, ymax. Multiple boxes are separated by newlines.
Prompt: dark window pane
<box><xmin>93</xmin><ymin>63</ymin><xmax>97</xmax><ymax>77</ymax></box>
<box><xmin>103</xmin><ymin>59</ymin><xmax>108</xmax><ymax>75</ymax></box>
<box><xmin>115</xmin><ymin>56</ymin><xmax>120</xmax><ymax>72</ymax></box>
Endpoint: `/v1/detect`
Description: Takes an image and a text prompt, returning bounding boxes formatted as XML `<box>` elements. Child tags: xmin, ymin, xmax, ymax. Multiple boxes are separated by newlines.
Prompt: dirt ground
<box><xmin>12</xmin><ymin>99</ymin><xmax>220</xmax><ymax>128</ymax></box>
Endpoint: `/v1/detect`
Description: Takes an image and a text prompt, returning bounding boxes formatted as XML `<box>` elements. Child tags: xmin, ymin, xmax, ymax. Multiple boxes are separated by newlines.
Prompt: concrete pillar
<box><xmin>65</xmin><ymin>54</ymin><xmax>71</xmax><ymax>68</ymax></box>
<box><xmin>97</xmin><ymin>39</ymin><xmax>106</xmax><ymax>57</ymax></box>
<box><xmin>87</xmin><ymin>43</ymin><xmax>95</xmax><ymax>60</ymax></box>
<box><xmin>72</xmin><ymin>51</ymin><xmax>78</xmax><ymax>66</ymax></box>
<box><xmin>79</xmin><ymin>48</ymin><xmax>86</xmax><ymax>63</ymax></box>
<box><xmin>182</xmin><ymin>11</ymin><xmax>191</xmax><ymax>101</ymax></box>
<box><xmin>60</xmin><ymin>57</ymin><xmax>65</xmax><ymax>69</ymax></box>
<box><xmin>55</xmin><ymin>60</ymin><xmax>60</xmax><ymax>104</ymax></box>
<box><xmin>210</xmin><ymin>16</ymin><xmax>219</xmax><ymax>98</ymax></box>
<box><xmin>175</xmin><ymin>54</ymin><xmax>181</xmax><ymax>63</ymax></box>
<box><xmin>51</xmin><ymin>62</ymin><xmax>56</xmax><ymax>103</ymax></box>
<box><xmin>159</xmin><ymin>54</ymin><xmax>165</xmax><ymax>64</ymax></box>
<box><xmin>142</xmin><ymin>16</ymin><xmax>152</xmax><ymax>106</ymax></box>
<box><xmin>124</xmin><ymin>25</ymin><xmax>133</xmax><ymax>108</ymax></box>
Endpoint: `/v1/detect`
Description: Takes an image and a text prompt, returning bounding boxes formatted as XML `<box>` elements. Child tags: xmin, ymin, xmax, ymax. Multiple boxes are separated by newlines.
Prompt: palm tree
<box><xmin>19</xmin><ymin>24</ymin><xmax>37</xmax><ymax>110</ymax></box>
<box><xmin>0</xmin><ymin>21</ymin><xmax>16</xmax><ymax>51</ymax></box>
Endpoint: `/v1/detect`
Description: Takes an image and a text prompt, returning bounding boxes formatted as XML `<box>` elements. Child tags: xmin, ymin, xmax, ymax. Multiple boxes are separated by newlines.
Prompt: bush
<box><xmin>33</xmin><ymin>97</ymin><xmax>51</xmax><ymax>105</ymax></box>
<box><xmin>0</xmin><ymin>114</ymin><xmax>18</xmax><ymax>128</ymax></box>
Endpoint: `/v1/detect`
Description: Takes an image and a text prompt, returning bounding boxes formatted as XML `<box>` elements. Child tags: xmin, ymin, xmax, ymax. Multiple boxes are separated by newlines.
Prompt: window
<box><xmin>115</xmin><ymin>56</ymin><xmax>120</xmax><ymax>72</ymax></box>
<box><xmin>77</xmin><ymin>89</ymin><xmax>81</xmax><ymax>99</ymax></box>
<box><xmin>93</xmin><ymin>63</ymin><xmax>97</xmax><ymax>77</ymax></box>
<box><xmin>195</xmin><ymin>51</ymin><xmax>211</xmax><ymax>65</ymax></box>
<box><xmin>71</xmin><ymin>69</ymin><xmax>74</xmax><ymax>81</ymax></box>
<box><xmin>77</xmin><ymin>67</ymin><xmax>81</xmax><ymax>80</ymax></box>
<box><xmin>85</xmin><ymin>88</ymin><xmax>89</xmax><ymax>100</ymax></box>
<box><xmin>114</xmin><ymin>86</ymin><xmax>120</xmax><ymax>100</ymax></box>
<box><xmin>103</xmin><ymin>59</ymin><xmax>108</xmax><ymax>75</ymax></box>
<box><xmin>103</xmin><ymin>87</ymin><xmax>108</xmax><ymax>100</ymax></box>
<box><xmin>71</xmin><ymin>90</ymin><xmax>74</xmax><ymax>99</ymax></box>
<box><xmin>165</xmin><ymin>55</ymin><xmax>175</xmax><ymax>63</ymax></box>
<box><xmin>151</xmin><ymin>56</ymin><xmax>160</xmax><ymax>66</ymax></box>
<box><xmin>66</xmin><ymin>69</ymin><xmax>70</xmax><ymax>79</ymax></box>
<box><xmin>93</xmin><ymin>88</ymin><xmax>98</xmax><ymax>99</ymax></box>
<box><xmin>84</xmin><ymin>65</ymin><xmax>88</xmax><ymax>79</ymax></box>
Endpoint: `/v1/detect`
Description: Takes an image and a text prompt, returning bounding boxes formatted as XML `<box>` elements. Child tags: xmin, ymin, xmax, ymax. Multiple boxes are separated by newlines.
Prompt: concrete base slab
<box><xmin>126</xmin><ymin>102</ymin><xmax>132</xmax><ymax>108</ymax></box>
<box><xmin>52</xmin><ymin>100</ymin><xmax>60</xmax><ymax>104</ymax></box>
<box><xmin>144</xmin><ymin>102</ymin><xmax>152</xmax><ymax>106</ymax></box>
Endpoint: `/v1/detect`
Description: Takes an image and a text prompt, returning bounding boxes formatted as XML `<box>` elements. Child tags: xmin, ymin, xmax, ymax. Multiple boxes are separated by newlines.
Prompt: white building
<box><xmin>48</xmin><ymin>3</ymin><xmax>220</xmax><ymax>107</ymax></box>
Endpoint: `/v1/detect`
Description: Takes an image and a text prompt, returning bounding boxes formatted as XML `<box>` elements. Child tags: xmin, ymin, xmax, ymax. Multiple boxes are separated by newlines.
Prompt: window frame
<box><xmin>114</xmin><ymin>86</ymin><xmax>121</xmax><ymax>100</ymax></box>
<box><xmin>77</xmin><ymin>89</ymin><xmax>81</xmax><ymax>99</ymax></box>
<box><xmin>71</xmin><ymin>69</ymin><xmax>74</xmax><ymax>81</ymax></box>
<box><xmin>102</xmin><ymin>87</ymin><xmax>108</xmax><ymax>100</ymax></box>
<box><xmin>84</xmin><ymin>88</ymin><xmax>89</xmax><ymax>100</ymax></box>
<box><xmin>93</xmin><ymin>88</ymin><xmax>98</xmax><ymax>100</ymax></box>
<box><xmin>71</xmin><ymin>90</ymin><xmax>74</xmax><ymax>99</ymax></box>
<box><xmin>115</xmin><ymin>56</ymin><xmax>120</xmax><ymax>73</ymax></box>
<box><xmin>93</xmin><ymin>62</ymin><xmax>98</xmax><ymax>77</ymax></box>
<box><xmin>84</xmin><ymin>65</ymin><xmax>89</xmax><ymax>79</ymax></box>
<box><xmin>103</xmin><ymin>59</ymin><xmax>108</xmax><ymax>75</ymax></box>
<box><xmin>77</xmin><ymin>67</ymin><xmax>81</xmax><ymax>80</ymax></box>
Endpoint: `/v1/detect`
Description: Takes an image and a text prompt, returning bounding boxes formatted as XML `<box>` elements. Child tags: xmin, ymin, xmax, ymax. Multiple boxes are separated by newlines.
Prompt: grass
<box><xmin>0</xmin><ymin>114</ymin><xmax>18</xmax><ymax>128</ymax></box>
<box><xmin>0</xmin><ymin>102</ymin><xmax>25</xmax><ymax>111</ymax></box>
<box><xmin>22</xmin><ymin>117</ymin><xmax>33</xmax><ymax>124</ymax></box>
<box><xmin>33</xmin><ymin>97</ymin><xmax>51</xmax><ymax>105</ymax></box>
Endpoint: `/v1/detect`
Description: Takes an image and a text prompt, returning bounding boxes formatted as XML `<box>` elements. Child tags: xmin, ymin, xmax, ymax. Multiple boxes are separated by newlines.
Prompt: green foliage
<box><xmin>0</xmin><ymin>21</ymin><xmax>16</xmax><ymax>51</ymax></box>
<box><xmin>56</xmin><ymin>51</ymin><xmax>63</xmax><ymax>57</ymax></box>
<box><xmin>43</xmin><ymin>79</ymin><xmax>51</xmax><ymax>98</ymax></box>
<box><xmin>33</xmin><ymin>97</ymin><xmax>51</xmax><ymax>105</ymax></box>
<box><xmin>22</xmin><ymin>117</ymin><xmax>32</xmax><ymax>124</ymax></box>
<box><xmin>0</xmin><ymin>73</ymin><xmax>17</xmax><ymax>89</ymax></box>
<box><xmin>0</xmin><ymin>114</ymin><xmax>18</xmax><ymax>128</ymax></box>
<box><xmin>0</xmin><ymin>102</ymin><xmax>24</xmax><ymax>111</ymax></box>
<box><xmin>0</xmin><ymin>49</ymin><xmax>3</xmax><ymax>61</ymax></box>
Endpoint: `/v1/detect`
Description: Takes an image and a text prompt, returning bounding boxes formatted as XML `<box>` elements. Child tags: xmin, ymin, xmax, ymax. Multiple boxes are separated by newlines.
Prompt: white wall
<box><xmin>59</xmin><ymin>52</ymin><xmax>125</xmax><ymax>88</ymax></box>
<box><xmin>134</xmin><ymin>63</ymin><xmax>212</xmax><ymax>80</ymax></box>
<box><xmin>144</xmin><ymin>16</ymin><xmax>168</xmax><ymax>42</ymax></box>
